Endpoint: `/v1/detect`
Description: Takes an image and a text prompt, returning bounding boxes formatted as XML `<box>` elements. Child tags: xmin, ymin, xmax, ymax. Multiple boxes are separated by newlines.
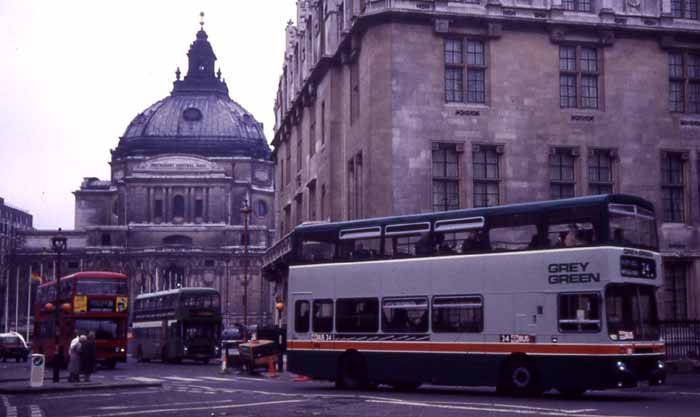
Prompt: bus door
<box><xmin>513</xmin><ymin>294</ymin><xmax>544</xmax><ymax>343</ymax></box>
<box><xmin>291</xmin><ymin>294</ymin><xmax>312</xmax><ymax>342</ymax></box>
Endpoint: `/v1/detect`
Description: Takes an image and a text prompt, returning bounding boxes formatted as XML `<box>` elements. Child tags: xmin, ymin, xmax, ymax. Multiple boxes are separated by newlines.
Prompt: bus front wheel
<box><xmin>499</xmin><ymin>358</ymin><xmax>542</xmax><ymax>396</ymax></box>
<box><xmin>336</xmin><ymin>352</ymin><xmax>368</xmax><ymax>390</ymax></box>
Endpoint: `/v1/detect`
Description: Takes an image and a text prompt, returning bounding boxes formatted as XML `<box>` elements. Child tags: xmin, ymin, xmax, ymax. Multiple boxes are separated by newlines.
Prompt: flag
<box><xmin>31</xmin><ymin>271</ymin><xmax>43</xmax><ymax>284</ymax></box>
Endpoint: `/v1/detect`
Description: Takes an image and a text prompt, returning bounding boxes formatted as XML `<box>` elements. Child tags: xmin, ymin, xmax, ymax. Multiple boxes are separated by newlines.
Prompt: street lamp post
<box><xmin>240</xmin><ymin>201</ymin><xmax>252</xmax><ymax>332</ymax></box>
<box><xmin>50</xmin><ymin>229</ymin><xmax>67</xmax><ymax>383</ymax></box>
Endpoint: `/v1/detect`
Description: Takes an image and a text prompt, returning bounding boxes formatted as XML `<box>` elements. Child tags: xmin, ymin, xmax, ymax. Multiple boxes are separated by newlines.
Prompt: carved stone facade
<box><xmin>15</xmin><ymin>26</ymin><xmax>275</xmax><ymax>328</ymax></box>
<box><xmin>270</xmin><ymin>1</ymin><xmax>700</xmax><ymax>319</ymax></box>
<box><xmin>0</xmin><ymin>197</ymin><xmax>33</xmax><ymax>332</ymax></box>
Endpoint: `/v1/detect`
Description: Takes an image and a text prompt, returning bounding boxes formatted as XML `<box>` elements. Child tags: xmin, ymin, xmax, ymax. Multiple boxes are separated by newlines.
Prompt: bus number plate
<box><xmin>500</xmin><ymin>334</ymin><xmax>535</xmax><ymax>344</ymax></box>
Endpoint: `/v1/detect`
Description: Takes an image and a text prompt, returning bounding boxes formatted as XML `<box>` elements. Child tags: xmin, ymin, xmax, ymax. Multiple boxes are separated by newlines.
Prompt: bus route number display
<box><xmin>500</xmin><ymin>334</ymin><xmax>536</xmax><ymax>344</ymax></box>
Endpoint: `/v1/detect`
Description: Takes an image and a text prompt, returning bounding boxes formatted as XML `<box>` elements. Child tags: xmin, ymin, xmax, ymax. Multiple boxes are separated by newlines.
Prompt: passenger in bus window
<box><xmin>461</xmin><ymin>230</ymin><xmax>489</xmax><ymax>253</ymax></box>
<box><xmin>528</xmin><ymin>232</ymin><xmax>548</xmax><ymax>249</ymax></box>
<box><xmin>612</xmin><ymin>228</ymin><xmax>630</xmax><ymax>245</ymax></box>
<box><xmin>435</xmin><ymin>233</ymin><xmax>455</xmax><ymax>255</ymax></box>
<box><xmin>415</xmin><ymin>233</ymin><xmax>433</xmax><ymax>256</ymax></box>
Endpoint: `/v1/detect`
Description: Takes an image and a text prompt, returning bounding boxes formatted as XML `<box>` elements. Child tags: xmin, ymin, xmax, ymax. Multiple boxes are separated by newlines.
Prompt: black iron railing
<box><xmin>659</xmin><ymin>320</ymin><xmax>700</xmax><ymax>360</ymax></box>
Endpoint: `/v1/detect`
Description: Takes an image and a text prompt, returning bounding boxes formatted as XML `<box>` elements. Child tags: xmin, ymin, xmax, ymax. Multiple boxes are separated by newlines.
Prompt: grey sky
<box><xmin>0</xmin><ymin>0</ymin><xmax>295</xmax><ymax>229</ymax></box>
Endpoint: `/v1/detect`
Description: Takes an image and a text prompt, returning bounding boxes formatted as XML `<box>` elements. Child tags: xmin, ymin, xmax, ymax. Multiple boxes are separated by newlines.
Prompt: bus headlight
<box><xmin>120</xmin><ymin>347</ymin><xmax>125</xmax><ymax>353</ymax></box>
<box><xmin>617</xmin><ymin>361</ymin><xmax>627</xmax><ymax>372</ymax></box>
<box><xmin>184</xmin><ymin>346</ymin><xmax>188</xmax><ymax>353</ymax></box>
<box><xmin>657</xmin><ymin>360</ymin><xmax>665</xmax><ymax>369</ymax></box>
<box><xmin>115</xmin><ymin>347</ymin><xmax>120</xmax><ymax>353</ymax></box>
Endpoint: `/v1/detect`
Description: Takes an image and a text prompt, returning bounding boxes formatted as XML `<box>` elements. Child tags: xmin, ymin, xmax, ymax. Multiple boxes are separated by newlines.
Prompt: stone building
<box><xmin>15</xmin><ymin>24</ymin><xmax>275</xmax><ymax>327</ymax></box>
<box><xmin>269</xmin><ymin>0</ymin><xmax>700</xmax><ymax>320</ymax></box>
<box><xmin>0</xmin><ymin>197</ymin><xmax>33</xmax><ymax>332</ymax></box>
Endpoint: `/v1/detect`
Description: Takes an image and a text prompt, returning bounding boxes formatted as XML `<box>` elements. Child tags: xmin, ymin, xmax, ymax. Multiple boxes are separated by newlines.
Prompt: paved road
<box><xmin>2</xmin><ymin>359</ymin><xmax>700</xmax><ymax>417</ymax></box>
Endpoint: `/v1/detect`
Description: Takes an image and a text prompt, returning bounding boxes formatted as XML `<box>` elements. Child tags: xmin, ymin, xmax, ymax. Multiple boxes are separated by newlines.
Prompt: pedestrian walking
<box><xmin>81</xmin><ymin>332</ymin><xmax>97</xmax><ymax>382</ymax></box>
<box><xmin>68</xmin><ymin>335</ymin><xmax>84</xmax><ymax>382</ymax></box>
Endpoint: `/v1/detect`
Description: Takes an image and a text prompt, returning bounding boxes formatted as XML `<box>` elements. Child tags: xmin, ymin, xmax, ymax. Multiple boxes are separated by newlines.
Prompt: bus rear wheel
<box><xmin>500</xmin><ymin>358</ymin><xmax>542</xmax><ymax>396</ymax></box>
<box><xmin>336</xmin><ymin>352</ymin><xmax>368</xmax><ymax>390</ymax></box>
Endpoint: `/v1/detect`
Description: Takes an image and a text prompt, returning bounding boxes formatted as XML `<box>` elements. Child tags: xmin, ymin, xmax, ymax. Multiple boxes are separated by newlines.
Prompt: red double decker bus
<box><xmin>34</xmin><ymin>272</ymin><xmax>129</xmax><ymax>369</ymax></box>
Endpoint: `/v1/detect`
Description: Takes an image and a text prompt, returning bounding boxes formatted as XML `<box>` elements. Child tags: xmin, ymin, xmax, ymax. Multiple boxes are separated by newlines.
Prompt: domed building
<box><xmin>16</xmin><ymin>25</ymin><xmax>276</xmax><ymax>327</ymax></box>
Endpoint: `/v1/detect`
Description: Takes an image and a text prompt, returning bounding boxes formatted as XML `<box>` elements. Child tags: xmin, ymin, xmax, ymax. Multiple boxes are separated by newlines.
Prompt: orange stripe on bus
<box><xmin>287</xmin><ymin>340</ymin><xmax>664</xmax><ymax>355</ymax></box>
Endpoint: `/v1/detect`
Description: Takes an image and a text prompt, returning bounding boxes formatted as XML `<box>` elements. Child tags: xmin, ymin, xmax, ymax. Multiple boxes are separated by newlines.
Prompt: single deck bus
<box><xmin>132</xmin><ymin>288</ymin><xmax>221</xmax><ymax>364</ymax></box>
<box><xmin>263</xmin><ymin>194</ymin><xmax>666</xmax><ymax>396</ymax></box>
<box><xmin>33</xmin><ymin>272</ymin><xmax>129</xmax><ymax>369</ymax></box>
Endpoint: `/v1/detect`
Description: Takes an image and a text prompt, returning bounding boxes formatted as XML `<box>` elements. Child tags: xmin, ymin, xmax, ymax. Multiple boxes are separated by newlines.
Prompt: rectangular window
<box><xmin>444</xmin><ymin>39</ymin><xmax>486</xmax><ymax>104</ymax></box>
<box><xmin>560</xmin><ymin>46</ymin><xmax>599</xmax><ymax>109</ymax></box>
<box><xmin>664</xmin><ymin>263</ymin><xmax>688</xmax><ymax>320</ymax></box>
<box><xmin>563</xmin><ymin>0</ymin><xmax>592</xmax><ymax>12</ymax></box>
<box><xmin>285</xmin><ymin>142</ymin><xmax>291</xmax><ymax>185</ymax></box>
<box><xmin>296</xmin><ymin>125</ymin><xmax>303</xmax><ymax>172</ymax></box>
<box><xmin>550</xmin><ymin>148</ymin><xmax>577</xmax><ymax>199</ymax></box>
<box><xmin>154</xmin><ymin>199</ymin><xmax>163</xmax><ymax>220</ymax></box>
<box><xmin>350</xmin><ymin>60</ymin><xmax>360</xmax><ymax>124</ymax></box>
<box><xmin>321</xmin><ymin>101</ymin><xmax>326</xmax><ymax>145</ymax></box>
<box><xmin>308</xmin><ymin>182</ymin><xmax>317</xmax><ymax>221</ymax></box>
<box><xmin>294</xmin><ymin>300</ymin><xmax>310</xmax><ymax>333</ymax></box>
<box><xmin>433</xmin><ymin>143</ymin><xmax>460</xmax><ymax>211</ymax></box>
<box><xmin>195</xmin><ymin>199</ymin><xmax>204</xmax><ymax>218</ymax></box>
<box><xmin>432</xmin><ymin>295</ymin><xmax>483</xmax><ymax>333</ymax></box>
<box><xmin>588</xmin><ymin>149</ymin><xmax>614</xmax><ymax>195</ymax></box>
<box><xmin>661</xmin><ymin>152</ymin><xmax>685</xmax><ymax>222</ymax></box>
<box><xmin>309</xmin><ymin>105</ymin><xmax>316</xmax><ymax>157</ymax></box>
<box><xmin>381</xmin><ymin>297</ymin><xmax>429</xmax><ymax>333</ymax></box>
<box><xmin>283</xmin><ymin>205</ymin><xmax>291</xmax><ymax>235</ymax></box>
<box><xmin>336</xmin><ymin>298</ymin><xmax>379</xmax><ymax>333</ymax></box>
<box><xmin>558</xmin><ymin>293</ymin><xmax>601</xmax><ymax>332</ymax></box>
<box><xmin>669</xmin><ymin>52</ymin><xmax>700</xmax><ymax>113</ymax></box>
<box><xmin>473</xmin><ymin>145</ymin><xmax>500</xmax><ymax>207</ymax></box>
<box><xmin>347</xmin><ymin>153</ymin><xmax>363</xmax><ymax>220</ymax></box>
<box><xmin>672</xmin><ymin>0</ymin><xmax>699</xmax><ymax>19</ymax></box>
<box><xmin>295</xmin><ymin>194</ymin><xmax>303</xmax><ymax>226</ymax></box>
<box><xmin>312</xmin><ymin>299</ymin><xmax>334</xmax><ymax>332</ymax></box>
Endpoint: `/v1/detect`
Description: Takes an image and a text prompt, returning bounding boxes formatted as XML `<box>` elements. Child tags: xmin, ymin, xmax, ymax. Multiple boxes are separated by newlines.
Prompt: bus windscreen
<box><xmin>609</xmin><ymin>204</ymin><xmax>658</xmax><ymax>249</ymax></box>
<box><xmin>75</xmin><ymin>319</ymin><xmax>126</xmax><ymax>340</ymax></box>
<box><xmin>606</xmin><ymin>284</ymin><xmax>659</xmax><ymax>341</ymax></box>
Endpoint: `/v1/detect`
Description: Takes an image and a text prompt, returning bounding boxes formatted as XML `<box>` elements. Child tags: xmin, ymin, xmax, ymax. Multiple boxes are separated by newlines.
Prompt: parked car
<box><xmin>0</xmin><ymin>332</ymin><xmax>29</xmax><ymax>362</ymax></box>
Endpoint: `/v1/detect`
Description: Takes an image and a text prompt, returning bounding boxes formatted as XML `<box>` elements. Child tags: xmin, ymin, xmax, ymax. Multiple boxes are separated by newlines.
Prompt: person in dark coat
<box><xmin>80</xmin><ymin>332</ymin><xmax>97</xmax><ymax>382</ymax></box>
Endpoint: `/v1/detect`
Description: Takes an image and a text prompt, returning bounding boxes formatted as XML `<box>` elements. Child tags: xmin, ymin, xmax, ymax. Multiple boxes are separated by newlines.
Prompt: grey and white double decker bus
<box><xmin>132</xmin><ymin>288</ymin><xmax>221</xmax><ymax>364</ymax></box>
<box><xmin>263</xmin><ymin>194</ymin><xmax>665</xmax><ymax>396</ymax></box>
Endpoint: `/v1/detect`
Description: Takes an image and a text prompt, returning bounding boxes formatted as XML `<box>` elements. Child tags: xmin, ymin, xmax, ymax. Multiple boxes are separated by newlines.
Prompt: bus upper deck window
<box><xmin>301</xmin><ymin>240</ymin><xmax>335</xmax><ymax>263</ymax></box>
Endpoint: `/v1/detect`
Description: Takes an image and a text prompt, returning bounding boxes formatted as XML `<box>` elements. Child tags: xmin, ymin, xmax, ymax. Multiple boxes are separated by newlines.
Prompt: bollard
<box><xmin>220</xmin><ymin>349</ymin><xmax>228</xmax><ymax>374</ymax></box>
<box><xmin>267</xmin><ymin>356</ymin><xmax>277</xmax><ymax>378</ymax></box>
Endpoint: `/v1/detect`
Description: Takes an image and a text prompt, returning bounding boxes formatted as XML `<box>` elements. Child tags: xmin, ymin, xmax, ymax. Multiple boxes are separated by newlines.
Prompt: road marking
<box><xmin>73</xmin><ymin>399</ymin><xmax>306</xmax><ymax>417</ymax></box>
<box><xmin>162</xmin><ymin>376</ymin><xmax>201</xmax><ymax>382</ymax></box>
<box><xmin>200</xmin><ymin>376</ymin><xmax>234</xmax><ymax>381</ymax></box>
<box><xmin>365</xmin><ymin>398</ymin><xmax>645</xmax><ymax>417</ymax></box>
<box><xmin>41</xmin><ymin>391</ymin><xmax>159</xmax><ymax>400</ymax></box>
<box><xmin>128</xmin><ymin>377</ymin><xmax>163</xmax><ymax>383</ymax></box>
<box><xmin>30</xmin><ymin>404</ymin><xmax>44</xmax><ymax>417</ymax></box>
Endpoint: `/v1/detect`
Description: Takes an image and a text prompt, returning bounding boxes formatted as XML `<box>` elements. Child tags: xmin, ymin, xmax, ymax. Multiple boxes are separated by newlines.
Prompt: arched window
<box><xmin>173</xmin><ymin>195</ymin><xmax>185</xmax><ymax>218</ymax></box>
<box><xmin>255</xmin><ymin>200</ymin><xmax>268</xmax><ymax>217</ymax></box>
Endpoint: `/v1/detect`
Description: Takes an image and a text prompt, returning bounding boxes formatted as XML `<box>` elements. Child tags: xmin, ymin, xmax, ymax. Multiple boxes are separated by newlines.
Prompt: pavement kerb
<box><xmin>0</xmin><ymin>381</ymin><xmax>162</xmax><ymax>395</ymax></box>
